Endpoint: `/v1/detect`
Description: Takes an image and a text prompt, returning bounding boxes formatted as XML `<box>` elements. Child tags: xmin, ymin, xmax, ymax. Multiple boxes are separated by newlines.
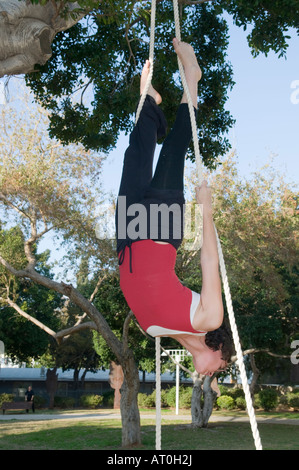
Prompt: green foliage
<box><xmin>287</xmin><ymin>393</ymin><xmax>299</xmax><ymax>410</ymax></box>
<box><xmin>0</xmin><ymin>229</ymin><xmax>62</xmax><ymax>362</ymax></box>
<box><xmin>235</xmin><ymin>397</ymin><xmax>246</xmax><ymax>410</ymax></box>
<box><xmin>0</xmin><ymin>394</ymin><xmax>14</xmax><ymax>406</ymax></box>
<box><xmin>102</xmin><ymin>390</ymin><xmax>115</xmax><ymax>407</ymax></box>
<box><xmin>180</xmin><ymin>154</ymin><xmax>299</xmax><ymax>380</ymax></box>
<box><xmin>33</xmin><ymin>395</ymin><xmax>47</xmax><ymax>408</ymax></box>
<box><xmin>138</xmin><ymin>386</ymin><xmax>191</xmax><ymax>409</ymax></box>
<box><xmin>165</xmin><ymin>385</ymin><xmax>192</xmax><ymax>408</ymax></box>
<box><xmin>79</xmin><ymin>394</ymin><xmax>104</xmax><ymax>408</ymax></box>
<box><xmin>219</xmin><ymin>0</ymin><xmax>299</xmax><ymax>58</ymax></box>
<box><xmin>54</xmin><ymin>396</ymin><xmax>76</xmax><ymax>408</ymax></box>
<box><xmin>216</xmin><ymin>395</ymin><xmax>235</xmax><ymax>410</ymax></box>
<box><xmin>258</xmin><ymin>388</ymin><xmax>278</xmax><ymax>411</ymax></box>
<box><xmin>56</xmin><ymin>328</ymin><xmax>100</xmax><ymax>374</ymax></box>
<box><xmin>138</xmin><ymin>392</ymin><xmax>156</xmax><ymax>408</ymax></box>
<box><xmin>26</xmin><ymin>1</ymin><xmax>235</xmax><ymax>167</ymax></box>
<box><xmin>25</xmin><ymin>1</ymin><xmax>299</xmax><ymax>166</ymax></box>
<box><xmin>218</xmin><ymin>386</ymin><xmax>245</xmax><ymax>400</ymax></box>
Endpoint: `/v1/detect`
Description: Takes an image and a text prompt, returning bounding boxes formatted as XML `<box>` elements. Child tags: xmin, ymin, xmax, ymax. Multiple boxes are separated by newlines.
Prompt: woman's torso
<box><xmin>119</xmin><ymin>240</ymin><xmax>204</xmax><ymax>337</ymax></box>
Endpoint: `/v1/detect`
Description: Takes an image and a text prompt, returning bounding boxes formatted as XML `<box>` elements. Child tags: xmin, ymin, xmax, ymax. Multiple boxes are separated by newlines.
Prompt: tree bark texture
<box><xmin>0</xmin><ymin>0</ymin><xmax>86</xmax><ymax>77</ymax></box>
<box><xmin>46</xmin><ymin>367</ymin><xmax>58</xmax><ymax>409</ymax></box>
<box><xmin>120</xmin><ymin>351</ymin><xmax>141</xmax><ymax>447</ymax></box>
<box><xmin>191</xmin><ymin>375</ymin><xmax>204</xmax><ymax>427</ymax></box>
<box><xmin>191</xmin><ymin>374</ymin><xmax>218</xmax><ymax>428</ymax></box>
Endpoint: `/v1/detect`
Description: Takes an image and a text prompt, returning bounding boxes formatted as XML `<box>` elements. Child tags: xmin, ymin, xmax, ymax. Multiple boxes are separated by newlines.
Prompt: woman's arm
<box><xmin>192</xmin><ymin>181</ymin><xmax>224</xmax><ymax>331</ymax></box>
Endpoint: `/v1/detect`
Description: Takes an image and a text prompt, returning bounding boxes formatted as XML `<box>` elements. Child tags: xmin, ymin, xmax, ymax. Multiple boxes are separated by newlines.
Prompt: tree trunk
<box><xmin>46</xmin><ymin>367</ymin><xmax>58</xmax><ymax>409</ymax></box>
<box><xmin>80</xmin><ymin>368</ymin><xmax>88</xmax><ymax>389</ymax></box>
<box><xmin>120</xmin><ymin>350</ymin><xmax>141</xmax><ymax>447</ymax></box>
<box><xmin>0</xmin><ymin>0</ymin><xmax>87</xmax><ymax>78</ymax></box>
<box><xmin>191</xmin><ymin>375</ymin><xmax>204</xmax><ymax>427</ymax></box>
<box><xmin>191</xmin><ymin>374</ymin><xmax>218</xmax><ymax>428</ymax></box>
<box><xmin>250</xmin><ymin>353</ymin><xmax>260</xmax><ymax>397</ymax></box>
<box><xmin>202</xmin><ymin>375</ymin><xmax>217</xmax><ymax>427</ymax></box>
<box><xmin>73</xmin><ymin>367</ymin><xmax>80</xmax><ymax>390</ymax></box>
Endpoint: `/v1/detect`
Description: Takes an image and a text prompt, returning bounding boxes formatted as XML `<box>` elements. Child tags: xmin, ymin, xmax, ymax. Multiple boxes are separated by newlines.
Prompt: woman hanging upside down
<box><xmin>115</xmin><ymin>38</ymin><xmax>233</xmax><ymax>376</ymax></box>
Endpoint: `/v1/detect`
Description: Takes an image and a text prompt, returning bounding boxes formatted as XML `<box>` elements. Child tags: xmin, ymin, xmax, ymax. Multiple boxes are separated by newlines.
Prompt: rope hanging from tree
<box><xmin>136</xmin><ymin>0</ymin><xmax>262</xmax><ymax>451</ymax></box>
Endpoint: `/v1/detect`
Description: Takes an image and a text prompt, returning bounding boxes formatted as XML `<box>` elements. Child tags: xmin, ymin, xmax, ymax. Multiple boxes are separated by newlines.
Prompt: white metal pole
<box><xmin>175</xmin><ymin>356</ymin><xmax>180</xmax><ymax>415</ymax></box>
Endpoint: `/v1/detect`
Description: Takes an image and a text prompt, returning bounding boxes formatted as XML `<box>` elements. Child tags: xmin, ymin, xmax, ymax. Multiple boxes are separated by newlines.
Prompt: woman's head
<box><xmin>205</xmin><ymin>321</ymin><xmax>234</xmax><ymax>363</ymax></box>
<box><xmin>193</xmin><ymin>321</ymin><xmax>234</xmax><ymax>376</ymax></box>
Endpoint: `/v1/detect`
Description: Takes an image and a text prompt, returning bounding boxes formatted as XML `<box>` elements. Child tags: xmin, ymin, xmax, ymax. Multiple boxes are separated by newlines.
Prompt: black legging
<box><xmin>116</xmin><ymin>95</ymin><xmax>196</xmax><ymax>255</ymax></box>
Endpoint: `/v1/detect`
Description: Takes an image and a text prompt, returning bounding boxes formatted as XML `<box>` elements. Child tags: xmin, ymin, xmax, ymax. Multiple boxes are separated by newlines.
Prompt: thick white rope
<box><xmin>172</xmin><ymin>0</ymin><xmax>204</xmax><ymax>186</ymax></box>
<box><xmin>135</xmin><ymin>0</ymin><xmax>157</xmax><ymax>124</ymax></box>
<box><xmin>172</xmin><ymin>0</ymin><xmax>262</xmax><ymax>451</ymax></box>
<box><xmin>134</xmin><ymin>0</ymin><xmax>162</xmax><ymax>451</ymax></box>
<box><xmin>136</xmin><ymin>0</ymin><xmax>262</xmax><ymax>452</ymax></box>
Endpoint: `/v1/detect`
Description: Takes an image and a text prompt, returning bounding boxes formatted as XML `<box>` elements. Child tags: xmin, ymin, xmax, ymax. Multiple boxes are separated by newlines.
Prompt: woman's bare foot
<box><xmin>140</xmin><ymin>60</ymin><xmax>162</xmax><ymax>105</ymax></box>
<box><xmin>172</xmin><ymin>38</ymin><xmax>202</xmax><ymax>82</ymax></box>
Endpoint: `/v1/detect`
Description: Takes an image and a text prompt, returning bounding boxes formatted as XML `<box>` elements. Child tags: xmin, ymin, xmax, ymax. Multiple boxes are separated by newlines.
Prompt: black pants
<box><xmin>116</xmin><ymin>95</ymin><xmax>196</xmax><ymax>255</ymax></box>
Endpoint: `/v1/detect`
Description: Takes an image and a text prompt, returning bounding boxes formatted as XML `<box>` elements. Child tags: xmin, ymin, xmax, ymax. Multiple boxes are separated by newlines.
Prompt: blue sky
<box><xmin>102</xmin><ymin>15</ymin><xmax>299</xmax><ymax>196</ymax></box>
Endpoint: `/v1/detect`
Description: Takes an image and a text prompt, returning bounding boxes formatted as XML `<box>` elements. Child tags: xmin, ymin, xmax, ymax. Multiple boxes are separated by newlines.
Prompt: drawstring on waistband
<box><xmin>118</xmin><ymin>241</ymin><xmax>133</xmax><ymax>273</ymax></box>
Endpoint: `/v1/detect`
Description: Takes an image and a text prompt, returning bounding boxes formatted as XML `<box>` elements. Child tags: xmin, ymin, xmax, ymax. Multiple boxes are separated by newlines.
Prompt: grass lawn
<box><xmin>0</xmin><ymin>411</ymin><xmax>298</xmax><ymax>450</ymax></box>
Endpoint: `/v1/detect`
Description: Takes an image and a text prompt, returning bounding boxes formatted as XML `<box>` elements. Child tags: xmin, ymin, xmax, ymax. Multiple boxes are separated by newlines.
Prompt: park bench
<box><xmin>1</xmin><ymin>401</ymin><xmax>33</xmax><ymax>414</ymax></box>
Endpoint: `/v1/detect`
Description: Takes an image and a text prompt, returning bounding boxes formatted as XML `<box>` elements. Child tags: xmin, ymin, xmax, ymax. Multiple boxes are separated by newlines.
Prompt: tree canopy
<box><xmin>0</xmin><ymin>228</ymin><xmax>61</xmax><ymax>363</ymax></box>
<box><xmin>23</xmin><ymin>0</ymin><xmax>299</xmax><ymax>168</ymax></box>
<box><xmin>178</xmin><ymin>154</ymin><xmax>299</xmax><ymax>381</ymax></box>
<box><xmin>25</xmin><ymin>1</ymin><xmax>234</xmax><ymax>168</ymax></box>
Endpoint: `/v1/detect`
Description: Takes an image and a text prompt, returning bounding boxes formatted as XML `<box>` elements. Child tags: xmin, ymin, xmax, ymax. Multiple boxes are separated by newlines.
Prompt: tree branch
<box><xmin>0</xmin><ymin>192</ymin><xmax>32</xmax><ymax>221</ymax></box>
<box><xmin>231</xmin><ymin>347</ymin><xmax>292</xmax><ymax>362</ymax></box>
<box><xmin>55</xmin><ymin>321</ymin><xmax>98</xmax><ymax>343</ymax></box>
<box><xmin>0</xmin><ymin>254</ymin><xmax>124</xmax><ymax>361</ymax></box>
<box><xmin>0</xmin><ymin>295</ymin><xmax>57</xmax><ymax>338</ymax></box>
<box><xmin>72</xmin><ymin>273</ymin><xmax>108</xmax><ymax>328</ymax></box>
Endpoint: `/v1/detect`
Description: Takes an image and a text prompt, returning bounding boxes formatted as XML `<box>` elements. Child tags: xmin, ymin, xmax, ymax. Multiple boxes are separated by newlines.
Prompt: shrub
<box><xmin>0</xmin><ymin>393</ymin><xmax>14</xmax><ymax>407</ymax></box>
<box><xmin>102</xmin><ymin>390</ymin><xmax>114</xmax><ymax>407</ymax></box>
<box><xmin>165</xmin><ymin>386</ymin><xmax>177</xmax><ymax>408</ymax></box>
<box><xmin>218</xmin><ymin>386</ymin><xmax>244</xmax><ymax>400</ymax></box>
<box><xmin>254</xmin><ymin>393</ymin><xmax>261</xmax><ymax>409</ymax></box>
<box><xmin>279</xmin><ymin>394</ymin><xmax>288</xmax><ymax>406</ymax></box>
<box><xmin>218</xmin><ymin>385</ymin><xmax>230</xmax><ymax>396</ymax></box>
<box><xmin>258</xmin><ymin>389</ymin><xmax>278</xmax><ymax>411</ymax></box>
<box><xmin>229</xmin><ymin>388</ymin><xmax>245</xmax><ymax>400</ymax></box>
<box><xmin>138</xmin><ymin>390</ymin><xmax>169</xmax><ymax>408</ymax></box>
<box><xmin>180</xmin><ymin>387</ymin><xmax>193</xmax><ymax>409</ymax></box>
<box><xmin>138</xmin><ymin>393</ymin><xmax>149</xmax><ymax>408</ymax></box>
<box><xmin>54</xmin><ymin>396</ymin><xmax>75</xmax><ymax>408</ymax></box>
<box><xmin>150</xmin><ymin>389</ymin><xmax>168</xmax><ymax>408</ymax></box>
<box><xmin>33</xmin><ymin>395</ymin><xmax>47</xmax><ymax>409</ymax></box>
<box><xmin>138</xmin><ymin>392</ymin><xmax>155</xmax><ymax>408</ymax></box>
<box><xmin>287</xmin><ymin>393</ymin><xmax>299</xmax><ymax>410</ymax></box>
<box><xmin>235</xmin><ymin>397</ymin><xmax>246</xmax><ymax>410</ymax></box>
<box><xmin>80</xmin><ymin>394</ymin><xmax>103</xmax><ymax>409</ymax></box>
<box><xmin>217</xmin><ymin>395</ymin><xmax>235</xmax><ymax>410</ymax></box>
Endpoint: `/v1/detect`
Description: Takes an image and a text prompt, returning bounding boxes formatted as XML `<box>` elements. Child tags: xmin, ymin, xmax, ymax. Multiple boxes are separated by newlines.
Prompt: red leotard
<box><xmin>119</xmin><ymin>240</ymin><xmax>205</xmax><ymax>337</ymax></box>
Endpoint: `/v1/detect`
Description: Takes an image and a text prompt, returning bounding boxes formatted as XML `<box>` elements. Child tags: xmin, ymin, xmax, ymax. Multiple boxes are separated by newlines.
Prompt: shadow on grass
<box><xmin>0</xmin><ymin>419</ymin><xmax>298</xmax><ymax>451</ymax></box>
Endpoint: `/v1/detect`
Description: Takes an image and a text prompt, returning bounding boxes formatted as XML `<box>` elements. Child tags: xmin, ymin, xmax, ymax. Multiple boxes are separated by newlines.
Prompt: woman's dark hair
<box><xmin>205</xmin><ymin>319</ymin><xmax>235</xmax><ymax>363</ymax></box>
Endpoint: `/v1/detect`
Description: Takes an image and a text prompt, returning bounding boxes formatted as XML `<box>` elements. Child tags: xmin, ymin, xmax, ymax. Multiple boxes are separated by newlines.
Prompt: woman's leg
<box><xmin>150</xmin><ymin>39</ymin><xmax>201</xmax><ymax>191</ymax></box>
<box><xmin>150</xmin><ymin>103</ymin><xmax>196</xmax><ymax>191</ymax></box>
<box><xmin>116</xmin><ymin>62</ymin><xmax>167</xmax><ymax>250</ymax></box>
